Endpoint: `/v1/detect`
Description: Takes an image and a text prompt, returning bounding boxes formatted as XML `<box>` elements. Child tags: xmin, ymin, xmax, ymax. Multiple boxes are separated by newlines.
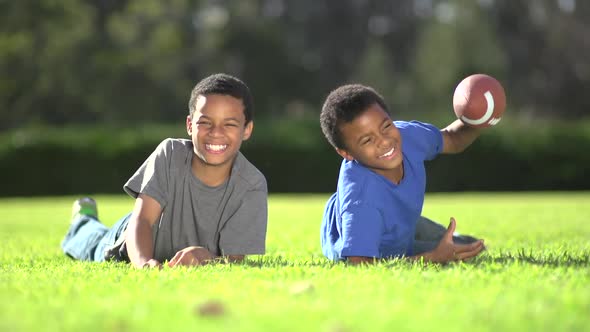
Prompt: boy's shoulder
<box><xmin>156</xmin><ymin>138</ymin><xmax>192</xmax><ymax>152</ymax></box>
<box><xmin>232</xmin><ymin>152</ymin><xmax>267</xmax><ymax>192</ymax></box>
<box><xmin>394</xmin><ymin>120</ymin><xmax>436</xmax><ymax>133</ymax></box>
<box><xmin>151</xmin><ymin>138</ymin><xmax>194</xmax><ymax>166</ymax></box>
<box><xmin>160</xmin><ymin>139</ymin><xmax>266</xmax><ymax>190</ymax></box>
<box><xmin>155</xmin><ymin>138</ymin><xmax>266</xmax><ymax>191</ymax></box>
<box><xmin>338</xmin><ymin>160</ymin><xmax>388</xmax><ymax>206</ymax></box>
<box><xmin>394</xmin><ymin>120</ymin><xmax>442</xmax><ymax>159</ymax></box>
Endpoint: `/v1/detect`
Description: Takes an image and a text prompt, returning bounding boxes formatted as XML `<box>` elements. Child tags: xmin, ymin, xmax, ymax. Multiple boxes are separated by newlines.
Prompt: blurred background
<box><xmin>1</xmin><ymin>0</ymin><xmax>589</xmax><ymax>196</ymax></box>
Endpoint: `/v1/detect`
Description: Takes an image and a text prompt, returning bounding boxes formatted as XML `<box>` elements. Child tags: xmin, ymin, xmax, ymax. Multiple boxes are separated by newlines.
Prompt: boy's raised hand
<box><xmin>431</xmin><ymin>217</ymin><xmax>485</xmax><ymax>263</ymax></box>
<box><xmin>167</xmin><ymin>246</ymin><xmax>215</xmax><ymax>267</ymax></box>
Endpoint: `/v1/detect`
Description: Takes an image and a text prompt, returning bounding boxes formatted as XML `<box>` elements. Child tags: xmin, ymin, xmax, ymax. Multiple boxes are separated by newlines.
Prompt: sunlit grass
<box><xmin>1</xmin><ymin>193</ymin><xmax>589</xmax><ymax>331</ymax></box>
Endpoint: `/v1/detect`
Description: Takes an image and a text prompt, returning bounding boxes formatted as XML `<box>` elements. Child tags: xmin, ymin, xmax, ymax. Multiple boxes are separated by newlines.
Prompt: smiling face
<box><xmin>186</xmin><ymin>94</ymin><xmax>253</xmax><ymax>172</ymax></box>
<box><xmin>336</xmin><ymin>103</ymin><xmax>403</xmax><ymax>181</ymax></box>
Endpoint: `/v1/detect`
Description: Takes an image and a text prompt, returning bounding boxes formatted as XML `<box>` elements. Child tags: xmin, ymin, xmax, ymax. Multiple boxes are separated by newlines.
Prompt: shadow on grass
<box><xmin>471</xmin><ymin>248</ymin><xmax>590</xmax><ymax>267</ymax></box>
<box><xmin>243</xmin><ymin>249</ymin><xmax>590</xmax><ymax>269</ymax></box>
<box><xmin>70</xmin><ymin>249</ymin><xmax>589</xmax><ymax>269</ymax></box>
<box><xmin>241</xmin><ymin>256</ymin><xmax>338</xmax><ymax>268</ymax></box>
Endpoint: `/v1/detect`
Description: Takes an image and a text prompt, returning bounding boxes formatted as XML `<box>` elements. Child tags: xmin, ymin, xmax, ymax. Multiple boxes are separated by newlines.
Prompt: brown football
<box><xmin>453</xmin><ymin>74</ymin><xmax>506</xmax><ymax>128</ymax></box>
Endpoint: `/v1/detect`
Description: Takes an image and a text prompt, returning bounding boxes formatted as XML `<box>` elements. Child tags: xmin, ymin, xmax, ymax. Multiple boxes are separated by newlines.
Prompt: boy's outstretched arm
<box><xmin>440</xmin><ymin>119</ymin><xmax>482</xmax><ymax>154</ymax></box>
<box><xmin>346</xmin><ymin>218</ymin><xmax>485</xmax><ymax>265</ymax></box>
<box><xmin>412</xmin><ymin>217</ymin><xmax>484</xmax><ymax>263</ymax></box>
<box><xmin>126</xmin><ymin>194</ymin><xmax>163</xmax><ymax>269</ymax></box>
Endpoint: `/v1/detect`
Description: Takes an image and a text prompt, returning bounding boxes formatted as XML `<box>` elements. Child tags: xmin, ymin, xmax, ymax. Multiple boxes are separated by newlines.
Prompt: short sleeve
<box><xmin>123</xmin><ymin>139</ymin><xmax>171</xmax><ymax>208</ymax></box>
<box><xmin>219</xmin><ymin>185</ymin><xmax>268</xmax><ymax>255</ymax></box>
<box><xmin>397</xmin><ymin>121</ymin><xmax>443</xmax><ymax>161</ymax></box>
<box><xmin>339</xmin><ymin>206</ymin><xmax>384</xmax><ymax>258</ymax></box>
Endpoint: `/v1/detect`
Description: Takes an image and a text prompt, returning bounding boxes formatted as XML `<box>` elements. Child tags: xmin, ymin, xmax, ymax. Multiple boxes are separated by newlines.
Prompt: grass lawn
<box><xmin>1</xmin><ymin>192</ymin><xmax>589</xmax><ymax>332</ymax></box>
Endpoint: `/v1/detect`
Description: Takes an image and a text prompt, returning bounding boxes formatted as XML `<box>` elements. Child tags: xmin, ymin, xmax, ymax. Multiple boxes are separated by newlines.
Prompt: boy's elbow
<box><xmin>452</xmin><ymin>144</ymin><xmax>468</xmax><ymax>154</ymax></box>
<box><xmin>444</xmin><ymin>138</ymin><xmax>474</xmax><ymax>154</ymax></box>
<box><xmin>443</xmin><ymin>142</ymin><xmax>465</xmax><ymax>154</ymax></box>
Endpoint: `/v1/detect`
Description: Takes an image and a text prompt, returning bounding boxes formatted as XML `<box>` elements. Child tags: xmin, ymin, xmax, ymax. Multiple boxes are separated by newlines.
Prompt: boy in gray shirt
<box><xmin>61</xmin><ymin>74</ymin><xmax>268</xmax><ymax>268</ymax></box>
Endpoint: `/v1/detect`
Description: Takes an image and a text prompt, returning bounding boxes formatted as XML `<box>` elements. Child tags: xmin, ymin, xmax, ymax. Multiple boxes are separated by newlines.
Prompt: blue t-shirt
<box><xmin>321</xmin><ymin>120</ymin><xmax>443</xmax><ymax>261</ymax></box>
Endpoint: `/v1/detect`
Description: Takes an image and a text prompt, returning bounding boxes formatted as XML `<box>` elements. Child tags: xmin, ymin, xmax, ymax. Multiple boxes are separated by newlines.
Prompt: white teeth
<box><xmin>380</xmin><ymin>147</ymin><xmax>395</xmax><ymax>158</ymax></box>
<box><xmin>206</xmin><ymin>144</ymin><xmax>227</xmax><ymax>151</ymax></box>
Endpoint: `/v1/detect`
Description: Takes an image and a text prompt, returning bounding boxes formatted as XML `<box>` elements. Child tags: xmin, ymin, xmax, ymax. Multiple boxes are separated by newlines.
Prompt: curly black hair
<box><xmin>320</xmin><ymin>84</ymin><xmax>388</xmax><ymax>149</ymax></box>
<box><xmin>188</xmin><ymin>73</ymin><xmax>254</xmax><ymax>124</ymax></box>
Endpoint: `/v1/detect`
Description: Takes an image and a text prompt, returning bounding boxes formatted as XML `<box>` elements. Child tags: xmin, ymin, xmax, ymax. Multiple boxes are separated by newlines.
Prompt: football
<box><xmin>453</xmin><ymin>74</ymin><xmax>506</xmax><ymax>127</ymax></box>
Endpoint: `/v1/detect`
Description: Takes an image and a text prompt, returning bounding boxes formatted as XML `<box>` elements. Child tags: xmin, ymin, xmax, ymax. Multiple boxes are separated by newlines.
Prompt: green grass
<box><xmin>1</xmin><ymin>193</ymin><xmax>589</xmax><ymax>332</ymax></box>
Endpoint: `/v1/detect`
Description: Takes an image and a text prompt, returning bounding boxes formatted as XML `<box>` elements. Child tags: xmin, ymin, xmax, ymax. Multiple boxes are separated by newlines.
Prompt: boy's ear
<box><xmin>186</xmin><ymin>115</ymin><xmax>193</xmax><ymax>135</ymax></box>
<box><xmin>335</xmin><ymin>147</ymin><xmax>354</xmax><ymax>161</ymax></box>
<box><xmin>242</xmin><ymin>121</ymin><xmax>254</xmax><ymax>141</ymax></box>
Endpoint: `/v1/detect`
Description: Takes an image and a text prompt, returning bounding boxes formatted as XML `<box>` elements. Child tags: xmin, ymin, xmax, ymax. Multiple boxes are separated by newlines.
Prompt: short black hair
<box><xmin>320</xmin><ymin>84</ymin><xmax>388</xmax><ymax>149</ymax></box>
<box><xmin>188</xmin><ymin>73</ymin><xmax>254</xmax><ymax>124</ymax></box>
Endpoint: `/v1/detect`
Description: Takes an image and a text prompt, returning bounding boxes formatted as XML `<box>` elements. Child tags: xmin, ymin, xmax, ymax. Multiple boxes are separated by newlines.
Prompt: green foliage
<box><xmin>0</xmin><ymin>120</ymin><xmax>589</xmax><ymax>196</ymax></box>
<box><xmin>1</xmin><ymin>0</ymin><xmax>589</xmax><ymax>129</ymax></box>
<box><xmin>413</xmin><ymin>0</ymin><xmax>507</xmax><ymax>111</ymax></box>
<box><xmin>0</xmin><ymin>193</ymin><xmax>589</xmax><ymax>331</ymax></box>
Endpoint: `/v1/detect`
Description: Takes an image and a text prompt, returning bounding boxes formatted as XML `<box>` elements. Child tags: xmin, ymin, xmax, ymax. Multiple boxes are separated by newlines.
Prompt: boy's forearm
<box><xmin>126</xmin><ymin>216</ymin><xmax>157</xmax><ymax>268</ymax></box>
<box><xmin>441</xmin><ymin>119</ymin><xmax>482</xmax><ymax>154</ymax></box>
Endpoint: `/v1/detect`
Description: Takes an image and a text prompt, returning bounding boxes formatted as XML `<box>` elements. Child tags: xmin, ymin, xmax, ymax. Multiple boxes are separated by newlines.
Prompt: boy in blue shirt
<box><xmin>320</xmin><ymin>84</ymin><xmax>486</xmax><ymax>264</ymax></box>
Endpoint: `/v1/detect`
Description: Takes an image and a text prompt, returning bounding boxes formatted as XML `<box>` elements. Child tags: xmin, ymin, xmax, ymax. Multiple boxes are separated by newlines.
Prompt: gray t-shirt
<box><xmin>123</xmin><ymin>138</ymin><xmax>267</xmax><ymax>262</ymax></box>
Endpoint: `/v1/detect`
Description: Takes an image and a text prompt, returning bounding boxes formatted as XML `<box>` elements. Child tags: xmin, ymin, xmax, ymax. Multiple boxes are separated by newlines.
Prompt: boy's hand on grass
<box><xmin>168</xmin><ymin>246</ymin><xmax>215</xmax><ymax>267</ymax></box>
<box><xmin>431</xmin><ymin>217</ymin><xmax>485</xmax><ymax>263</ymax></box>
<box><xmin>142</xmin><ymin>259</ymin><xmax>162</xmax><ymax>269</ymax></box>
